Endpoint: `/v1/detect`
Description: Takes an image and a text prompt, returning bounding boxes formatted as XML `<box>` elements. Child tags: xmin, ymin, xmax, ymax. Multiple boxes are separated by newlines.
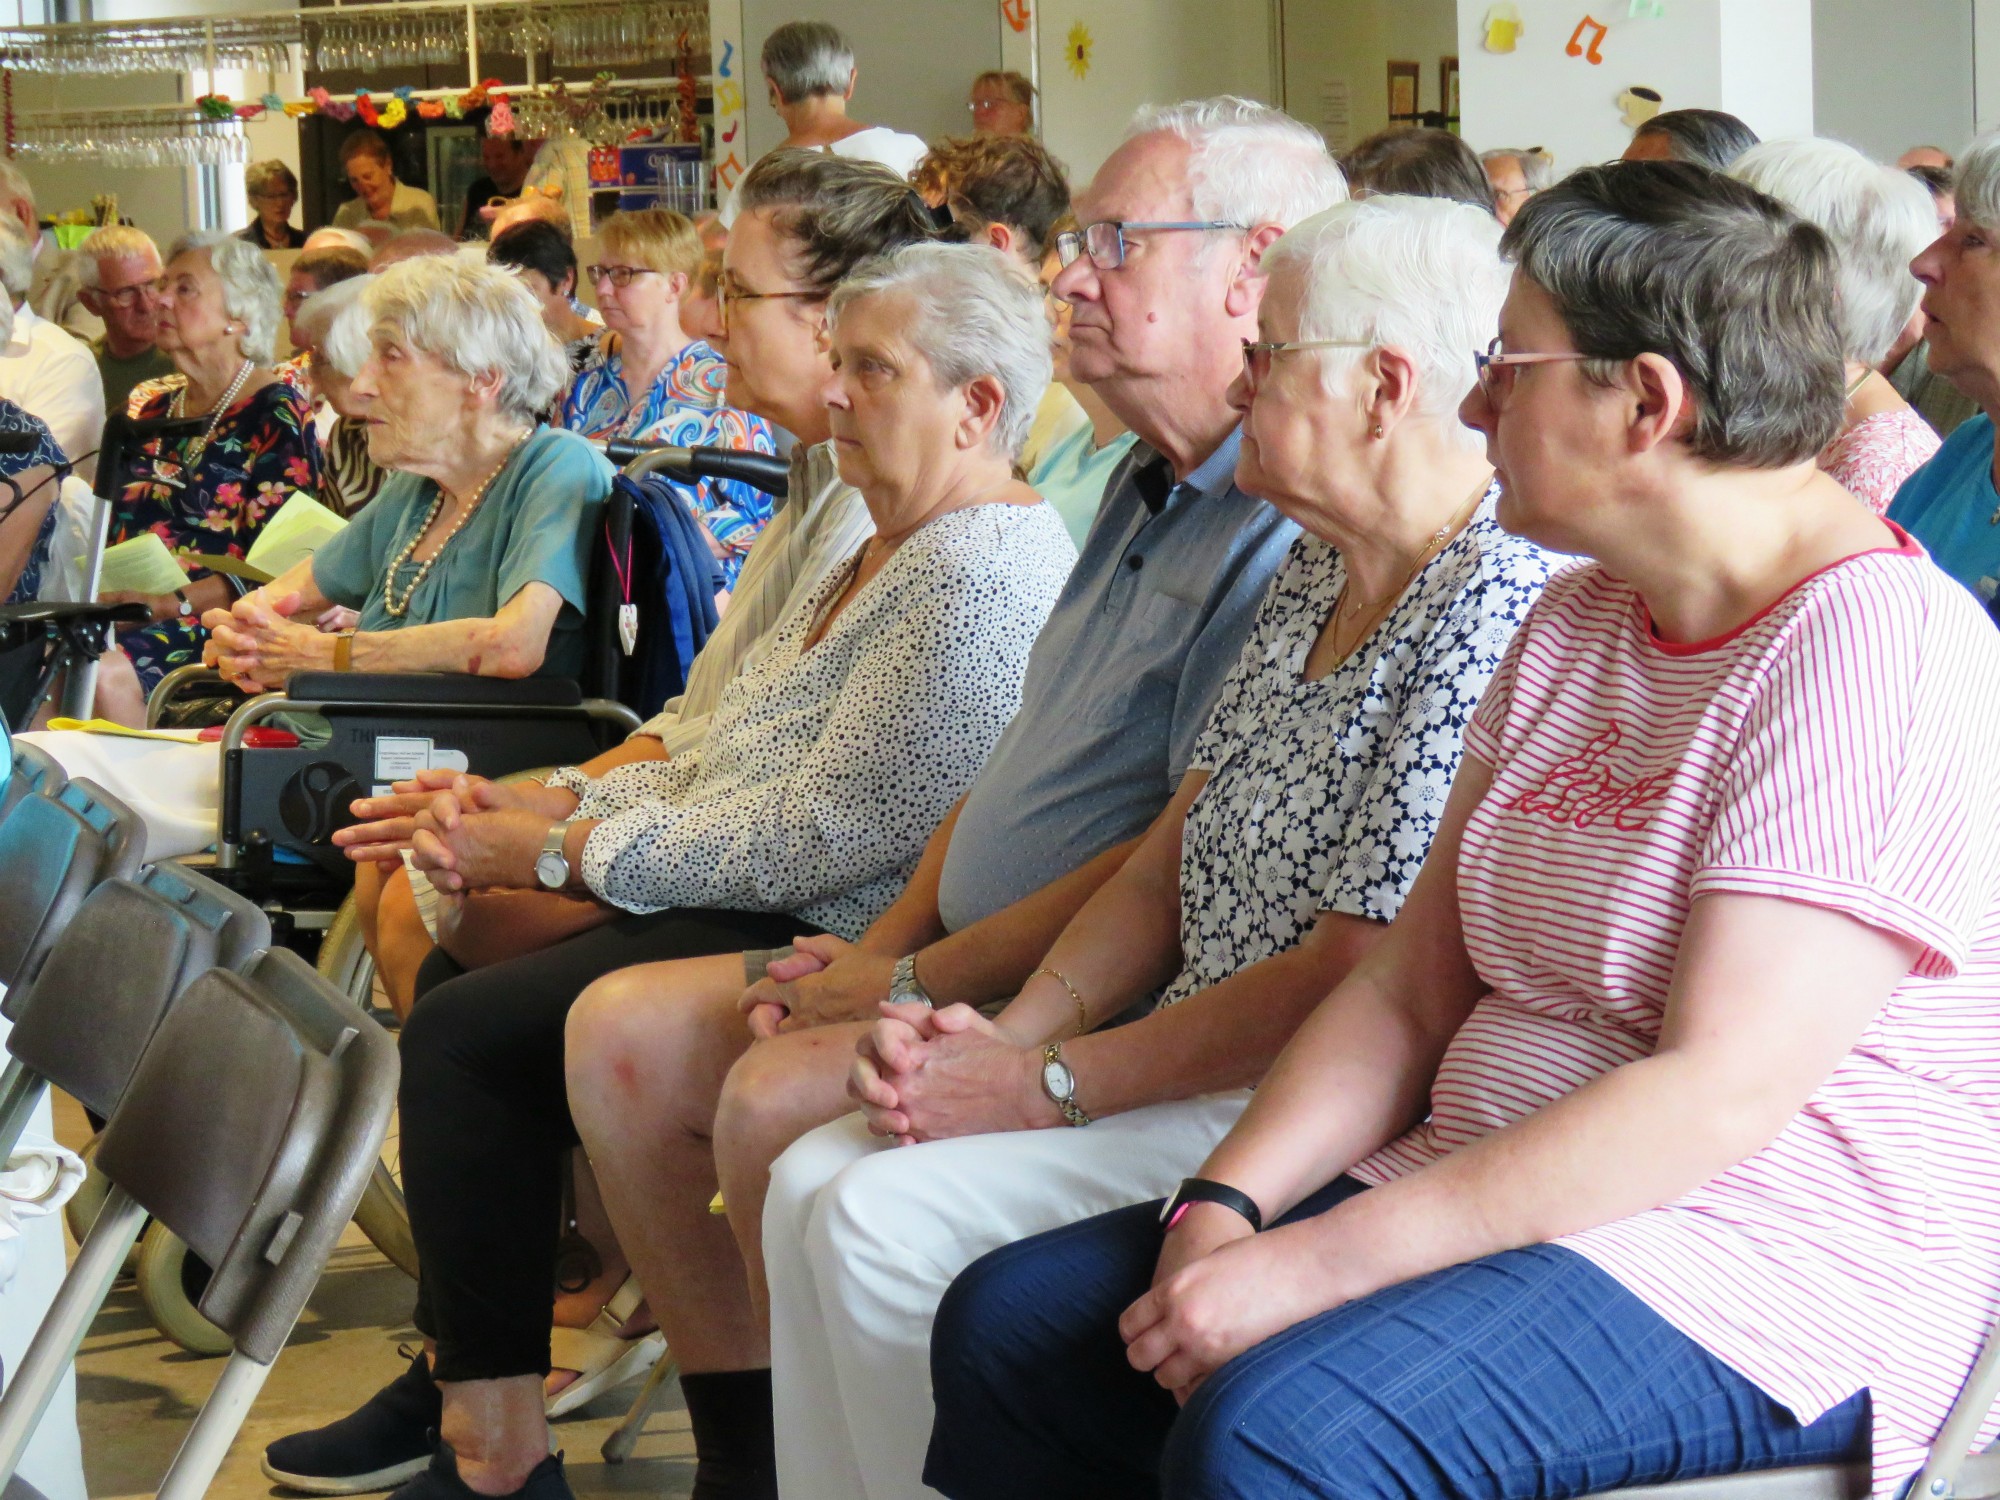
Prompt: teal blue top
<box><xmin>1027</xmin><ymin>422</ymin><xmax>1140</xmax><ymax>549</ymax></box>
<box><xmin>312</xmin><ymin>425</ymin><xmax>612</xmax><ymax>680</ymax></box>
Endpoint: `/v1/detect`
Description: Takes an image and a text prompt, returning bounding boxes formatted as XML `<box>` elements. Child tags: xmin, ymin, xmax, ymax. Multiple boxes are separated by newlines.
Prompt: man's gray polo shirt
<box><xmin>936</xmin><ymin>427</ymin><xmax>1298</xmax><ymax>931</ymax></box>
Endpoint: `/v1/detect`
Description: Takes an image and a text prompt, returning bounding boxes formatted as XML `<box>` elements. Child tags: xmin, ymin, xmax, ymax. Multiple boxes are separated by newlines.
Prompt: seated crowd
<box><xmin>6</xmin><ymin>29</ymin><xmax>2000</xmax><ymax>1500</ymax></box>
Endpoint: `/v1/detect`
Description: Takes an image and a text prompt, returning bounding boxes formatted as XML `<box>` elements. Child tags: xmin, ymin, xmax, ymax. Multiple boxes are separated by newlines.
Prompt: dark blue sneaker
<box><xmin>262</xmin><ymin>1347</ymin><xmax>441</xmax><ymax>1494</ymax></box>
<box><xmin>387</xmin><ymin>1444</ymin><xmax>572</xmax><ymax>1500</ymax></box>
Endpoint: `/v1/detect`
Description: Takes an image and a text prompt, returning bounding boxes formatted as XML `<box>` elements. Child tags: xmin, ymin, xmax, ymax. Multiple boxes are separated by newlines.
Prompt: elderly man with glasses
<box><xmin>75</xmin><ymin>225</ymin><xmax>174</xmax><ymax>422</ymax></box>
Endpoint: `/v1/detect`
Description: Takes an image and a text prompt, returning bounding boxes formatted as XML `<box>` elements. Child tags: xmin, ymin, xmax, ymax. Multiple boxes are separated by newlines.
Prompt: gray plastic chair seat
<box><xmin>0</xmin><ymin>946</ymin><xmax>396</xmax><ymax>1500</ymax></box>
<box><xmin>0</xmin><ymin>743</ymin><xmax>61</xmax><ymax>820</ymax></box>
<box><xmin>0</xmin><ymin>780</ymin><xmax>143</xmax><ymax>993</ymax></box>
<box><xmin>0</xmin><ymin>864</ymin><xmax>269</xmax><ymax>1158</ymax></box>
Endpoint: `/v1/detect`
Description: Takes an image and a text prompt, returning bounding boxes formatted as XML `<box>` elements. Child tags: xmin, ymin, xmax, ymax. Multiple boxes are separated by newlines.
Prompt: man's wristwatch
<box><xmin>534</xmin><ymin>820</ymin><xmax>576</xmax><ymax>890</ymax></box>
<box><xmin>1040</xmin><ymin>1041</ymin><xmax>1091</xmax><ymax>1127</ymax></box>
<box><xmin>1159</xmin><ymin>1177</ymin><xmax>1263</xmax><ymax>1234</ymax></box>
<box><xmin>888</xmin><ymin>952</ymin><xmax>935</xmax><ymax>1008</ymax></box>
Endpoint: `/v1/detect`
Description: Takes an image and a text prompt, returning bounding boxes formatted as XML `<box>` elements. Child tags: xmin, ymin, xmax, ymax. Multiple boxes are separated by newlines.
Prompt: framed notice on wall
<box><xmin>1387</xmin><ymin>60</ymin><xmax>1421</xmax><ymax>125</ymax></box>
<box><xmin>1441</xmin><ymin>56</ymin><xmax>1461</xmax><ymax>131</ymax></box>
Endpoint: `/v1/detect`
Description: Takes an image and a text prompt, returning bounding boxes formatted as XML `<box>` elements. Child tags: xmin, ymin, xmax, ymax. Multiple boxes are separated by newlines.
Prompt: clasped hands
<box><xmin>330</xmin><ymin>768</ymin><xmax>581</xmax><ymax>892</ymax></box>
<box><xmin>199</xmin><ymin>590</ymin><xmax>356</xmax><ymax>692</ymax></box>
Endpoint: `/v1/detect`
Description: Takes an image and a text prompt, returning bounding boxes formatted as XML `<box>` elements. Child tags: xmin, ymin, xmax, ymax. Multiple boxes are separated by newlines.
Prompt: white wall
<box><xmin>1457</xmin><ymin>0</ymin><xmax>1810</xmax><ymax>171</ymax></box>
<box><xmin>1813</xmin><ymin>0</ymin><xmax>1971</xmax><ymax>159</ymax></box>
<box><xmin>1038</xmin><ymin>0</ymin><xmax>1278</xmax><ymax>182</ymax></box>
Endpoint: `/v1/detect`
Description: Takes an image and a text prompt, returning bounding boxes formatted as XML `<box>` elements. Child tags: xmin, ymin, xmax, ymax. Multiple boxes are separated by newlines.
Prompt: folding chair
<box><xmin>0</xmin><ymin>742</ymin><xmax>61</xmax><ymax>821</ymax></box>
<box><xmin>0</xmin><ymin>947</ymin><xmax>397</xmax><ymax>1500</ymax></box>
<box><xmin>0</xmin><ymin>780</ymin><xmax>144</xmax><ymax>994</ymax></box>
<box><xmin>0</xmin><ymin>862</ymin><xmax>270</xmax><ymax>1160</ymax></box>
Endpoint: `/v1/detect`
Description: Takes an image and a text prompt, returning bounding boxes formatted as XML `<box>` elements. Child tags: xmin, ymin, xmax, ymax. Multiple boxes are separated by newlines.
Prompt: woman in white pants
<box><xmin>761</xmin><ymin>193</ymin><xmax>1559</xmax><ymax>1500</ymax></box>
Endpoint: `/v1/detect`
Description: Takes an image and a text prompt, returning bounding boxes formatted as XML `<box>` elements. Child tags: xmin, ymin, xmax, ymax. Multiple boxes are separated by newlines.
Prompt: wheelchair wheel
<box><xmin>317</xmin><ymin>893</ymin><xmax>418</xmax><ymax>1279</ymax></box>
<box><xmin>63</xmin><ymin>1132</ymin><xmax>141</xmax><ymax>1278</ymax></box>
<box><xmin>135</xmin><ymin>1220</ymin><xmax>231</xmax><ymax>1357</ymax></box>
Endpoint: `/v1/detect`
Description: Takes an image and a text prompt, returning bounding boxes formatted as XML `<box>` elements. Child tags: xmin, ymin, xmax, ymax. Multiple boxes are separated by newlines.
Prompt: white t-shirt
<box><xmin>0</xmin><ymin>305</ymin><xmax>103</xmax><ymax>485</ymax></box>
<box><xmin>718</xmin><ymin>125</ymin><xmax>931</xmax><ymax>227</ymax></box>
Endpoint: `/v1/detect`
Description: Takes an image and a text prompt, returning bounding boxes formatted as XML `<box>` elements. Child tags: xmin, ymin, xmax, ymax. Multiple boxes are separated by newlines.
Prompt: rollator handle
<box><xmin>596</xmin><ymin>439</ymin><xmax>792</xmax><ymax>499</ymax></box>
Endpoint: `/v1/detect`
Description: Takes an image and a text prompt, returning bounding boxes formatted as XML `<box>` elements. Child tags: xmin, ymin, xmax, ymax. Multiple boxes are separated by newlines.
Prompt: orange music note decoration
<box><xmin>1566</xmin><ymin>13</ymin><xmax>1608</xmax><ymax>63</ymax></box>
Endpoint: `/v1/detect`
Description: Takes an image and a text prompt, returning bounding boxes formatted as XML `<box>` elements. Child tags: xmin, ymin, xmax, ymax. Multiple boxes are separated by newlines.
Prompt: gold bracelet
<box><xmin>1031</xmin><ymin>967</ymin><xmax>1088</xmax><ymax>1038</ymax></box>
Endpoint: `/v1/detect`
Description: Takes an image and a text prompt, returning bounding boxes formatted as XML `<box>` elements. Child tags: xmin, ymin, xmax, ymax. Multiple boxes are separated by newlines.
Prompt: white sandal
<box><xmin>545</xmin><ymin>1275</ymin><xmax>667</xmax><ymax>1419</ymax></box>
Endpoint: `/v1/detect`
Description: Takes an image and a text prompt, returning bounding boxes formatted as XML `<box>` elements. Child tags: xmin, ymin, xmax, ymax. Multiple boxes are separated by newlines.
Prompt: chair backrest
<box><xmin>3</xmin><ymin>864</ymin><xmax>272</xmax><ymax>1117</ymax></box>
<box><xmin>1</xmin><ymin>741</ymin><xmax>64</xmax><ymax>820</ymax></box>
<box><xmin>0</xmin><ymin>779</ymin><xmax>145</xmax><ymax>993</ymax></box>
<box><xmin>92</xmin><ymin>947</ymin><xmax>395</xmax><ymax>1364</ymax></box>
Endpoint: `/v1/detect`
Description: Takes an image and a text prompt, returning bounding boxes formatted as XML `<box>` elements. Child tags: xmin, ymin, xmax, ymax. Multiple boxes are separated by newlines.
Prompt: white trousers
<box><xmin>763</xmin><ymin>1091</ymin><xmax>1252</xmax><ymax>1500</ymax></box>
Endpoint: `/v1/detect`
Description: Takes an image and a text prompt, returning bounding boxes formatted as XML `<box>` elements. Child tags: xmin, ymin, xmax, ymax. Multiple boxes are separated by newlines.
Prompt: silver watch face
<box><xmin>534</xmin><ymin>850</ymin><xmax>569</xmax><ymax>890</ymax></box>
<box><xmin>1042</xmin><ymin>1056</ymin><xmax>1074</xmax><ymax>1101</ymax></box>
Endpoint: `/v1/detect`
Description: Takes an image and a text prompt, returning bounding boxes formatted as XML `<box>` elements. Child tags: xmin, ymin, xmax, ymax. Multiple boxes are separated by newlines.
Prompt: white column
<box><xmin>1457</xmin><ymin>0</ymin><xmax>1812</xmax><ymax>172</ymax></box>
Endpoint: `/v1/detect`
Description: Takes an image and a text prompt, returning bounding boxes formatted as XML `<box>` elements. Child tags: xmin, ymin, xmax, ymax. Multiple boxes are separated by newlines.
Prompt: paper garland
<box><xmin>192</xmin><ymin>77</ymin><xmax>537</xmax><ymax>130</ymax></box>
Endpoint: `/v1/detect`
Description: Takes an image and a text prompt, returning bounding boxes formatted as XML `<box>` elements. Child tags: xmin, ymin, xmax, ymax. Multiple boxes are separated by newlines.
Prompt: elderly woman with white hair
<box><xmin>1731</xmin><ymin>138</ymin><xmax>1942</xmax><ymax>512</ymax></box>
<box><xmin>200</xmin><ymin>253</ymin><xmax>607</xmax><ymax>692</ymax></box>
<box><xmin>261</xmin><ymin>240</ymin><xmax>1075</xmax><ymax>1500</ymax></box>
<box><xmin>747</xmin><ymin>194</ymin><xmax>1556</xmax><ymax>1500</ymax></box>
<box><xmin>93</xmin><ymin>230</ymin><xmax>318</xmax><ymax>722</ymax></box>
<box><xmin>1892</xmin><ymin>129</ymin><xmax>2000</xmax><ymax>605</ymax></box>
<box><xmin>287</xmin><ymin>274</ymin><xmax>389</xmax><ymax>518</ymax></box>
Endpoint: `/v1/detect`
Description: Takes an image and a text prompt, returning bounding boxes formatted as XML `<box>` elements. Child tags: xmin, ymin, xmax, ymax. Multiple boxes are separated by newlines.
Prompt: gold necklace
<box><xmin>381</xmin><ymin>430</ymin><xmax>530</xmax><ymax>618</ymax></box>
<box><xmin>1327</xmin><ymin>478</ymin><xmax>1489</xmax><ymax>662</ymax></box>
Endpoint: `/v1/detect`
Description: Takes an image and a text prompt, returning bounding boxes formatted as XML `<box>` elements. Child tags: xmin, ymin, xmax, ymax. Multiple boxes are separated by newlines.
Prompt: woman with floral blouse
<box><xmin>100</xmin><ymin>231</ymin><xmax>318</xmax><ymax>721</ymax></box>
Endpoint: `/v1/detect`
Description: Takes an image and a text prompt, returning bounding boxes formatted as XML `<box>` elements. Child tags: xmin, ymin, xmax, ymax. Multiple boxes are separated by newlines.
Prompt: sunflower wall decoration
<box><xmin>1066</xmin><ymin>20</ymin><xmax>1093</xmax><ymax>79</ymax></box>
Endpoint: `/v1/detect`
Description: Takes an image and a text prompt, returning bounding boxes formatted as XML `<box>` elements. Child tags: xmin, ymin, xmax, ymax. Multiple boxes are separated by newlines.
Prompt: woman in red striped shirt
<box><xmin>925</xmin><ymin>160</ymin><xmax>2000</xmax><ymax>1500</ymax></box>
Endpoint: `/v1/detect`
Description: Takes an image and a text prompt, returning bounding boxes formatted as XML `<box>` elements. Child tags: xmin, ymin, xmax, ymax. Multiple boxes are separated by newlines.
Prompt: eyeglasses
<box><xmin>586</xmin><ymin>264</ymin><xmax>660</xmax><ymax>289</ymax></box>
<box><xmin>716</xmin><ymin>276</ymin><xmax>822</xmax><ymax>332</ymax></box>
<box><xmin>968</xmin><ymin>96</ymin><xmax>1015</xmax><ymax>114</ymax></box>
<box><xmin>1472</xmin><ymin>336</ymin><xmax>1594</xmax><ymax>406</ymax></box>
<box><xmin>1054</xmin><ymin>219</ymin><xmax>1247</xmax><ymax>271</ymax></box>
<box><xmin>97</xmin><ymin>278</ymin><xmax>164</xmax><ymax>310</ymax></box>
<box><xmin>1241</xmin><ymin>338</ymin><xmax>1372</xmax><ymax>394</ymax></box>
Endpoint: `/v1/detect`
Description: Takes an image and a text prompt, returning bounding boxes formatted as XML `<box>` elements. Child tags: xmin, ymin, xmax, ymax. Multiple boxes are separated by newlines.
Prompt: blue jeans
<box><xmin>926</xmin><ymin>1177</ymin><xmax>1870</xmax><ymax>1499</ymax></box>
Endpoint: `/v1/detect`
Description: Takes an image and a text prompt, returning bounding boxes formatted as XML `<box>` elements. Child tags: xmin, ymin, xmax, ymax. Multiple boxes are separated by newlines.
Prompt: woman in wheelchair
<box><xmin>261</xmin><ymin>242</ymin><xmax>1077</xmax><ymax>1500</ymax></box>
<box><xmin>19</xmin><ymin>257</ymin><xmax>611</xmax><ymax>864</ymax></box>
<box><xmin>94</xmin><ymin>231</ymin><xmax>320</xmax><ymax>726</ymax></box>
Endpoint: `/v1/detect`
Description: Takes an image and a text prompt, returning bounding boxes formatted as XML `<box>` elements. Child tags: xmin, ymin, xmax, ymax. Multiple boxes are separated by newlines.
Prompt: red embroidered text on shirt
<box><xmin>1497</xmin><ymin>723</ymin><xmax>1673</xmax><ymax>831</ymax></box>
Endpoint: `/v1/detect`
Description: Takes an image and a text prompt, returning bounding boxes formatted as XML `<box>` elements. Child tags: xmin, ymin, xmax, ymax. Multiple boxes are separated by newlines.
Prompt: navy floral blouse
<box><xmin>0</xmin><ymin>399</ymin><xmax>70</xmax><ymax>604</ymax></box>
<box><xmin>115</xmin><ymin>374</ymin><xmax>321</xmax><ymax>692</ymax></box>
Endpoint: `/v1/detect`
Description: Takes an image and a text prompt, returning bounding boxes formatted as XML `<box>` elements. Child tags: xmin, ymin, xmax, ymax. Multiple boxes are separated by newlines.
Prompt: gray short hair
<box><xmin>363</xmin><ymin>255</ymin><xmax>566</xmax><ymax>423</ymax></box>
<box><xmin>168</xmin><ymin>230</ymin><xmax>284</xmax><ymax>364</ymax></box>
<box><xmin>827</xmin><ymin>241</ymin><xmax>1051</xmax><ymax>462</ymax></box>
<box><xmin>244</xmin><ymin>159</ymin><xmax>299</xmax><ymax>199</ymax></box>
<box><xmin>1952</xmin><ymin>130</ymin><xmax>2000</xmax><ymax>233</ymax></box>
<box><xmin>1503</xmin><ymin>161</ymin><xmax>1845</xmax><ymax>469</ymax></box>
<box><xmin>292</xmin><ymin>275</ymin><xmax>372</xmax><ymax>379</ymax></box>
<box><xmin>76</xmin><ymin>225</ymin><xmax>161</xmax><ymax>289</ymax></box>
<box><xmin>761</xmin><ymin>21</ymin><xmax>854</xmax><ymax>104</ymax></box>
<box><xmin>1481</xmin><ymin>147</ymin><xmax>1556</xmax><ymax>192</ymax></box>
<box><xmin>0</xmin><ymin>219</ymin><xmax>35</xmax><ymax>301</ymax></box>
<box><xmin>1265</xmin><ymin>195</ymin><xmax>1508</xmax><ymax>453</ymax></box>
<box><xmin>1125</xmin><ymin>97</ymin><xmax>1347</xmax><ymax>233</ymax></box>
<box><xmin>1731</xmin><ymin>139</ymin><xmax>1939</xmax><ymax>365</ymax></box>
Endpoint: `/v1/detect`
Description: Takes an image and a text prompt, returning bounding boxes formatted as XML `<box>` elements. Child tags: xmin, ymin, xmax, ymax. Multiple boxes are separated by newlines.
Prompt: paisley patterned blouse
<box><xmin>114</xmin><ymin>373</ymin><xmax>322</xmax><ymax>692</ymax></box>
<box><xmin>1162</xmin><ymin>493</ymin><xmax>1555</xmax><ymax>1007</ymax></box>
<box><xmin>560</xmin><ymin>339</ymin><xmax>777</xmax><ymax>588</ymax></box>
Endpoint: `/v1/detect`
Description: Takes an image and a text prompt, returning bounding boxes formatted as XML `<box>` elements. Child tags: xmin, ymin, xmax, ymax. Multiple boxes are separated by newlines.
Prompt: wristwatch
<box><xmin>1040</xmin><ymin>1041</ymin><xmax>1091</xmax><ymax>1128</ymax></box>
<box><xmin>1159</xmin><ymin>1177</ymin><xmax>1264</xmax><ymax>1235</ymax></box>
<box><xmin>888</xmin><ymin>953</ymin><xmax>935</xmax><ymax>1008</ymax></box>
<box><xmin>175</xmin><ymin>590</ymin><xmax>193</xmax><ymax>618</ymax></box>
<box><xmin>534</xmin><ymin>820</ymin><xmax>576</xmax><ymax>890</ymax></box>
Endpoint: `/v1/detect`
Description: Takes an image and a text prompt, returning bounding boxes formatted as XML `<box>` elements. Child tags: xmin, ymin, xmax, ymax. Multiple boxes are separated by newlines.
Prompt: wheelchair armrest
<box><xmin>0</xmin><ymin>601</ymin><xmax>150</xmax><ymax>630</ymax></box>
<box><xmin>281</xmin><ymin>672</ymin><xmax>585</xmax><ymax>708</ymax></box>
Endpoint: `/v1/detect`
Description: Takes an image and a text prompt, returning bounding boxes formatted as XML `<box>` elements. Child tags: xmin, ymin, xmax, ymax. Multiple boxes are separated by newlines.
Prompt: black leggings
<box><xmin>399</xmin><ymin>905</ymin><xmax>821</xmax><ymax>1383</ymax></box>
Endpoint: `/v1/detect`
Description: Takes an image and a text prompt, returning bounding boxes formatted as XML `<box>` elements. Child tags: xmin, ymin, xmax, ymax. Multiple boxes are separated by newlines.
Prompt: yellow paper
<box><xmin>94</xmin><ymin>532</ymin><xmax>191</xmax><ymax>597</ymax></box>
<box><xmin>44</xmin><ymin>717</ymin><xmax>206</xmax><ymax>742</ymax></box>
<box><xmin>244</xmin><ymin>491</ymin><xmax>347</xmax><ymax>581</ymax></box>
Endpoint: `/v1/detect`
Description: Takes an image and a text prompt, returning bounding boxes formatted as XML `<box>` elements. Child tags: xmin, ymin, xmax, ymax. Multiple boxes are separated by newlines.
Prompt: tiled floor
<box><xmin>55</xmin><ymin>1093</ymin><xmax>695</xmax><ymax>1500</ymax></box>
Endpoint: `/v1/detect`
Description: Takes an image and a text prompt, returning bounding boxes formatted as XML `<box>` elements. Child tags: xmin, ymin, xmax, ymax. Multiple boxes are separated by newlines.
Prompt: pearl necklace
<box><xmin>168</xmin><ymin>359</ymin><xmax>255</xmax><ymax>475</ymax></box>
<box><xmin>381</xmin><ymin>431</ymin><xmax>530</xmax><ymax>618</ymax></box>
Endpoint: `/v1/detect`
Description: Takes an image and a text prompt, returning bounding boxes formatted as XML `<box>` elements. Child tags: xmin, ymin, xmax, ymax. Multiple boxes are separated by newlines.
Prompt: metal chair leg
<box><xmin>155</xmin><ymin>1352</ymin><xmax>277</xmax><ymax>1500</ymax></box>
<box><xmin>0</xmin><ymin>1061</ymin><xmax>46</xmax><ymax>1164</ymax></box>
<box><xmin>0</xmin><ymin>1187</ymin><xmax>145</xmax><ymax>1488</ymax></box>
<box><xmin>600</xmin><ymin>1353</ymin><xmax>679</xmax><ymax>1464</ymax></box>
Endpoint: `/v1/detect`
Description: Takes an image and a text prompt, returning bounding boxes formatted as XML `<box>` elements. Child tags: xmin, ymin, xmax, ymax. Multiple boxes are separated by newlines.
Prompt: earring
<box><xmin>1370</xmin><ymin>421</ymin><xmax>1384</xmax><ymax>439</ymax></box>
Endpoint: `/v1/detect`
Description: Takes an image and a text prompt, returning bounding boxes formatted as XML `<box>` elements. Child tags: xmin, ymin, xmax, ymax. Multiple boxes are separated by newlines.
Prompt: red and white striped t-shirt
<box><xmin>1348</xmin><ymin>532</ymin><xmax>2000</xmax><ymax>1496</ymax></box>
